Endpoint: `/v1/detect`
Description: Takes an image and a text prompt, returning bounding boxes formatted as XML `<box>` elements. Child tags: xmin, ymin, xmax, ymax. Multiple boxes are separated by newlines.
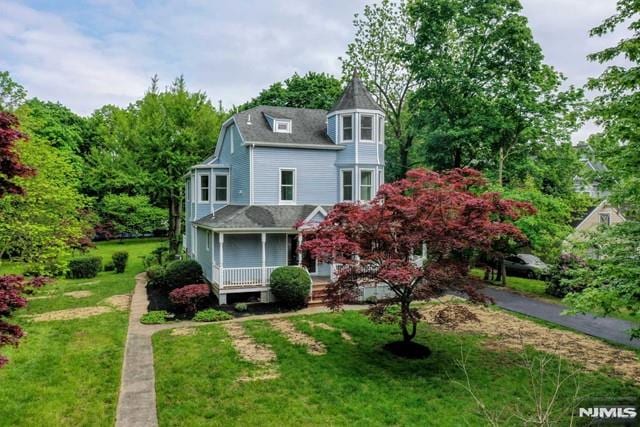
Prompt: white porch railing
<box><xmin>212</xmin><ymin>265</ymin><xmax>280</xmax><ymax>289</ymax></box>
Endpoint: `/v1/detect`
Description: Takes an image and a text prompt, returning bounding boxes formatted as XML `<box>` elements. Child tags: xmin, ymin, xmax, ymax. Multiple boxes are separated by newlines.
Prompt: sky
<box><xmin>0</xmin><ymin>0</ymin><xmax>629</xmax><ymax>141</ymax></box>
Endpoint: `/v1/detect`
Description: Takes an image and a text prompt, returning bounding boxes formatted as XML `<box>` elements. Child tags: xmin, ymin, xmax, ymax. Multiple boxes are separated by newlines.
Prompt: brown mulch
<box><xmin>170</xmin><ymin>327</ymin><xmax>197</xmax><ymax>337</ymax></box>
<box><xmin>271</xmin><ymin>319</ymin><xmax>327</xmax><ymax>355</ymax></box>
<box><xmin>421</xmin><ymin>303</ymin><xmax>640</xmax><ymax>384</ymax></box>
<box><xmin>63</xmin><ymin>291</ymin><xmax>93</xmax><ymax>299</ymax></box>
<box><xmin>102</xmin><ymin>295</ymin><xmax>131</xmax><ymax>311</ymax></box>
<box><xmin>31</xmin><ymin>306</ymin><xmax>113</xmax><ymax>322</ymax></box>
<box><xmin>301</xmin><ymin>320</ymin><xmax>353</xmax><ymax>343</ymax></box>
<box><xmin>223</xmin><ymin>323</ymin><xmax>277</xmax><ymax>364</ymax></box>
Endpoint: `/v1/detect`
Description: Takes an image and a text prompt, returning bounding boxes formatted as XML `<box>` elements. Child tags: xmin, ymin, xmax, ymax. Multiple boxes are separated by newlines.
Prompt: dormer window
<box><xmin>274</xmin><ymin>119</ymin><xmax>291</xmax><ymax>134</ymax></box>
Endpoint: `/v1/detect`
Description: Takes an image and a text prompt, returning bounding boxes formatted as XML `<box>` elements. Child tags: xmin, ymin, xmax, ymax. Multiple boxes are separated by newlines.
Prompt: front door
<box><xmin>288</xmin><ymin>234</ymin><xmax>316</xmax><ymax>273</ymax></box>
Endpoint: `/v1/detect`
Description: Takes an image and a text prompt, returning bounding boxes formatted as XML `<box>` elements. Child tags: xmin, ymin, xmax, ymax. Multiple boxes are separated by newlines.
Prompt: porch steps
<box><xmin>308</xmin><ymin>282</ymin><xmax>330</xmax><ymax>307</ymax></box>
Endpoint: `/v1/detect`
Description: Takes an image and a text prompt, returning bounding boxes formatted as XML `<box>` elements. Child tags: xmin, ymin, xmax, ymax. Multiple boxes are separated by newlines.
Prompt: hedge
<box><xmin>112</xmin><ymin>251</ymin><xmax>129</xmax><ymax>273</ymax></box>
<box><xmin>67</xmin><ymin>256</ymin><xmax>102</xmax><ymax>279</ymax></box>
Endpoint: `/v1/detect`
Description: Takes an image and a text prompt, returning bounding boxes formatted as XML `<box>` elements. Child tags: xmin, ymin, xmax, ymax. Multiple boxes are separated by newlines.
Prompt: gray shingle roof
<box><xmin>234</xmin><ymin>106</ymin><xmax>340</xmax><ymax>148</ymax></box>
<box><xmin>194</xmin><ymin>205</ymin><xmax>332</xmax><ymax>229</ymax></box>
<box><xmin>329</xmin><ymin>74</ymin><xmax>382</xmax><ymax>113</ymax></box>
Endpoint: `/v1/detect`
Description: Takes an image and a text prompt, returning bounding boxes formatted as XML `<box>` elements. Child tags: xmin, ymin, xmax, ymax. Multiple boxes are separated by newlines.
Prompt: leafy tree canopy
<box><xmin>406</xmin><ymin>0</ymin><xmax>583</xmax><ymax>191</ymax></box>
<box><xmin>587</xmin><ymin>0</ymin><xmax>640</xmax><ymax>217</ymax></box>
<box><xmin>0</xmin><ymin>71</ymin><xmax>27</xmax><ymax>112</ymax></box>
<box><xmin>242</xmin><ymin>71</ymin><xmax>342</xmax><ymax>110</ymax></box>
<box><xmin>100</xmin><ymin>194</ymin><xmax>167</xmax><ymax>237</ymax></box>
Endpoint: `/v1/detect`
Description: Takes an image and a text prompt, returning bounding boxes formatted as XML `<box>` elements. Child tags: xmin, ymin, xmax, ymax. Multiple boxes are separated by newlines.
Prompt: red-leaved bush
<box><xmin>169</xmin><ymin>284</ymin><xmax>211</xmax><ymax>314</ymax></box>
<box><xmin>301</xmin><ymin>168</ymin><xmax>534</xmax><ymax>346</ymax></box>
<box><xmin>0</xmin><ymin>274</ymin><xmax>51</xmax><ymax>367</ymax></box>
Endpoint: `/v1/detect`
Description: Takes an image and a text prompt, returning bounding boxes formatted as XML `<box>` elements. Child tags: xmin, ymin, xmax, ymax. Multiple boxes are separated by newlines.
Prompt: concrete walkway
<box><xmin>115</xmin><ymin>273</ymin><xmax>364</xmax><ymax>426</ymax></box>
<box><xmin>115</xmin><ymin>273</ymin><xmax>159</xmax><ymax>427</ymax></box>
<box><xmin>481</xmin><ymin>286</ymin><xmax>640</xmax><ymax>349</ymax></box>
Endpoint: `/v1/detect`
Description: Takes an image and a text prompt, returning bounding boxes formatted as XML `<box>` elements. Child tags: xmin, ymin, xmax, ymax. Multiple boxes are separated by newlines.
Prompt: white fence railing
<box><xmin>213</xmin><ymin>265</ymin><xmax>280</xmax><ymax>289</ymax></box>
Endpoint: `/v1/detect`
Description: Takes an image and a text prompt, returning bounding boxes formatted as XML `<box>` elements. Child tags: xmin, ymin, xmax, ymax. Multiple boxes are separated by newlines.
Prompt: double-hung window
<box><xmin>360</xmin><ymin>114</ymin><xmax>373</xmax><ymax>141</ymax></box>
<box><xmin>280</xmin><ymin>169</ymin><xmax>296</xmax><ymax>204</ymax></box>
<box><xmin>360</xmin><ymin>170</ymin><xmax>373</xmax><ymax>201</ymax></box>
<box><xmin>342</xmin><ymin>114</ymin><xmax>353</xmax><ymax>141</ymax></box>
<box><xmin>599</xmin><ymin>213</ymin><xmax>611</xmax><ymax>225</ymax></box>
<box><xmin>199</xmin><ymin>174</ymin><xmax>209</xmax><ymax>202</ymax></box>
<box><xmin>341</xmin><ymin>170</ymin><xmax>354</xmax><ymax>201</ymax></box>
<box><xmin>215</xmin><ymin>174</ymin><xmax>228</xmax><ymax>202</ymax></box>
<box><xmin>378</xmin><ymin>116</ymin><xmax>384</xmax><ymax>142</ymax></box>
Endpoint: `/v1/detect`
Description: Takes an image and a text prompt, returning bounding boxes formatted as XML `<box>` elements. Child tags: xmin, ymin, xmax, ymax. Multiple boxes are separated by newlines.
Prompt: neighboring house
<box><xmin>184</xmin><ymin>75</ymin><xmax>386</xmax><ymax>304</ymax></box>
<box><xmin>567</xmin><ymin>199</ymin><xmax>626</xmax><ymax>243</ymax></box>
<box><xmin>573</xmin><ymin>142</ymin><xmax>608</xmax><ymax>198</ymax></box>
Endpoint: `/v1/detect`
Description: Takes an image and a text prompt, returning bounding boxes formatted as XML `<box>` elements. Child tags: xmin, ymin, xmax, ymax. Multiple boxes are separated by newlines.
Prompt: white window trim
<box><xmin>359</xmin><ymin>168</ymin><xmax>375</xmax><ymax>201</ymax></box>
<box><xmin>214</xmin><ymin>173</ymin><xmax>229</xmax><ymax>203</ymax></box>
<box><xmin>274</xmin><ymin>119</ymin><xmax>292</xmax><ymax>134</ymax></box>
<box><xmin>341</xmin><ymin>114</ymin><xmax>353</xmax><ymax>143</ymax></box>
<box><xmin>198</xmin><ymin>173</ymin><xmax>210</xmax><ymax>203</ymax></box>
<box><xmin>340</xmin><ymin>168</ymin><xmax>355</xmax><ymax>202</ymax></box>
<box><xmin>360</xmin><ymin>114</ymin><xmax>374</xmax><ymax>143</ymax></box>
<box><xmin>378</xmin><ymin>115</ymin><xmax>384</xmax><ymax>143</ymax></box>
<box><xmin>279</xmin><ymin>168</ymin><xmax>297</xmax><ymax>205</ymax></box>
<box><xmin>185</xmin><ymin>178</ymin><xmax>191</xmax><ymax>202</ymax></box>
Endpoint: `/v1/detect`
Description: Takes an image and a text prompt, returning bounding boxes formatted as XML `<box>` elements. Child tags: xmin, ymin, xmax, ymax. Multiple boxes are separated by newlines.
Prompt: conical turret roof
<box><xmin>329</xmin><ymin>70</ymin><xmax>382</xmax><ymax>113</ymax></box>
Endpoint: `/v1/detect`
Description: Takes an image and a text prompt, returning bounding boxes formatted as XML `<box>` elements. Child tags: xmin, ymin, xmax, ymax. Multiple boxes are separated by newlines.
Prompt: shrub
<box><xmin>545</xmin><ymin>253</ymin><xmax>588</xmax><ymax>298</ymax></box>
<box><xmin>169</xmin><ymin>284</ymin><xmax>211</xmax><ymax>314</ymax></box>
<box><xmin>112</xmin><ymin>251</ymin><xmax>129</xmax><ymax>273</ymax></box>
<box><xmin>67</xmin><ymin>256</ymin><xmax>102</xmax><ymax>279</ymax></box>
<box><xmin>142</xmin><ymin>254</ymin><xmax>157</xmax><ymax>269</ymax></box>
<box><xmin>104</xmin><ymin>261</ymin><xmax>115</xmax><ymax>272</ymax></box>
<box><xmin>193</xmin><ymin>308</ymin><xmax>233</xmax><ymax>322</ymax></box>
<box><xmin>234</xmin><ymin>302</ymin><xmax>248</xmax><ymax>312</ymax></box>
<box><xmin>140</xmin><ymin>310</ymin><xmax>172</xmax><ymax>324</ymax></box>
<box><xmin>163</xmin><ymin>259</ymin><xmax>203</xmax><ymax>289</ymax></box>
<box><xmin>270</xmin><ymin>266</ymin><xmax>311</xmax><ymax>309</ymax></box>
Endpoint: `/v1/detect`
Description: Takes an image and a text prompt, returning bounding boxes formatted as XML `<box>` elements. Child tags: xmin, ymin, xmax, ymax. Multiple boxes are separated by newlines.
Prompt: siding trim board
<box><xmin>243</xmin><ymin>141</ymin><xmax>344</xmax><ymax>150</ymax></box>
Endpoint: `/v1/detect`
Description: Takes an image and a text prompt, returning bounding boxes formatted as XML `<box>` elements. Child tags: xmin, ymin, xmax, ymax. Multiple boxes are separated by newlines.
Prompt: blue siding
<box><xmin>327</xmin><ymin>115</ymin><xmax>337</xmax><ymax>143</ymax></box>
<box><xmin>218</xmin><ymin>124</ymin><xmax>250</xmax><ymax>204</ymax></box>
<box><xmin>253</xmin><ymin>147</ymin><xmax>339</xmax><ymax>205</ymax></box>
<box><xmin>358</xmin><ymin>142</ymin><xmax>380</xmax><ymax>164</ymax></box>
<box><xmin>213</xmin><ymin>233</ymin><xmax>220</xmax><ymax>265</ymax></box>
<box><xmin>336</xmin><ymin>141</ymin><xmax>356</xmax><ymax>165</ymax></box>
<box><xmin>195</xmin><ymin>227</ymin><xmax>213</xmax><ymax>281</ymax></box>
<box><xmin>223</xmin><ymin>234</ymin><xmax>261</xmax><ymax>268</ymax></box>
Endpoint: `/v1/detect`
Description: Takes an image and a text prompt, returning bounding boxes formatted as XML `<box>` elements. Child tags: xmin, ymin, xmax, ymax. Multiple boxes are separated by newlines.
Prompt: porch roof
<box><xmin>194</xmin><ymin>204</ymin><xmax>332</xmax><ymax>230</ymax></box>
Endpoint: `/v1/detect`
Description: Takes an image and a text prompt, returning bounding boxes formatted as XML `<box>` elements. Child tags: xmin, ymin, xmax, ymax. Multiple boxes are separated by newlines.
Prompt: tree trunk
<box><xmin>398</xmin><ymin>135</ymin><xmax>414</xmax><ymax>177</ymax></box>
<box><xmin>453</xmin><ymin>147</ymin><xmax>462</xmax><ymax>169</ymax></box>
<box><xmin>500</xmin><ymin>258</ymin><xmax>507</xmax><ymax>286</ymax></box>
<box><xmin>498</xmin><ymin>146</ymin><xmax>504</xmax><ymax>187</ymax></box>
<box><xmin>400</xmin><ymin>299</ymin><xmax>417</xmax><ymax>343</ymax></box>
<box><xmin>168</xmin><ymin>191</ymin><xmax>181</xmax><ymax>254</ymax></box>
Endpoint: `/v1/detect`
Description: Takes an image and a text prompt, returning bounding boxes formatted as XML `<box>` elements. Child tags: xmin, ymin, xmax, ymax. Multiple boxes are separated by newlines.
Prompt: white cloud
<box><xmin>0</xmin><ymin>0</ymin><xmax>630</xmax><ymax>145</ymax></box>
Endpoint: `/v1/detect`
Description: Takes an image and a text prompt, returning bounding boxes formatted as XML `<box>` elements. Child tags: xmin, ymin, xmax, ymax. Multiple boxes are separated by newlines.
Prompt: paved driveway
<box><xmin>480</xmin><ymin>286</ymin><xmax>640</xmax><ymax>349</ymax></box>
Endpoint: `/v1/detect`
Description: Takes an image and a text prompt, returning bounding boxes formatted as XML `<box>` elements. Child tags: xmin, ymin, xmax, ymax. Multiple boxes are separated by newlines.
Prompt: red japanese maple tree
<box><xmin>0</xmin><ymin>275</ymin><xmax>49</xmax><ymax>367</ymax></box>
<box><xmin>301</xmin><ymin>168</ymin><xmax>533</xmax><ymax>350</ymax></box>
<box><xmin>0</xmin><ymin>111</ymin><xmax>33</xmax><ymax>197</ymax></box>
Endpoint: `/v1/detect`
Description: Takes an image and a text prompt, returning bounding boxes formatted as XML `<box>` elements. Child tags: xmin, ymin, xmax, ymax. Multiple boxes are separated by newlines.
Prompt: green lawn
<box><xmin>0</xmin><ymin>238</ymin><xmax>166</xmax><ymax>427</ymax></box>
<box><xmin>153</xmin><ymin>311</ymin><xmax>639</xmax><ymax>426</ymax></box>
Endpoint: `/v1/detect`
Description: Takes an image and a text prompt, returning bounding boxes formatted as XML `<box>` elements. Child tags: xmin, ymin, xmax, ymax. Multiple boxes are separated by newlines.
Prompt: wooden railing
<box><xmin>213</xmin><ymin>265</ymin><xmax>280</xmax><ymax>289</ymax></box>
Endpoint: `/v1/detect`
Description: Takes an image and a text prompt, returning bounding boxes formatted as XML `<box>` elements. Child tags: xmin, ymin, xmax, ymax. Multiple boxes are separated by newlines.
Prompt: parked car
<box><xmin>504</xmin><ymin>254</ymin><xmax>549</xmax><ymax>279</ymax></box>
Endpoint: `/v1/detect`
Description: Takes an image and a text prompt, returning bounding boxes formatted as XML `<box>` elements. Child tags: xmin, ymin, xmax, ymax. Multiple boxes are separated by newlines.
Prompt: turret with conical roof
<box><xmin>326</xmin><ymin>70</ymin><xmax>385</xmax><ymax>202</ymax></box>
<box><xmin>329</xmin><ymin>70</ymin><xmax>383</xmax><ymax>113</ymax></box>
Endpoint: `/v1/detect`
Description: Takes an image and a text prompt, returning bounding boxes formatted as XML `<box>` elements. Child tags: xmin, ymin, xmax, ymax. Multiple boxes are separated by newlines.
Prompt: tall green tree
<box><xmin>0</xmin><ymin>71</ymin><xmax>27</xmax><ymax>112</ymax></box>
<box><xmin>341</xmin><ymin>0</ymin><xmax>418</xmax><ymax>180</ymax></box>
<box><xmin>242</xmin><ymin>72</ymin><xmax>342</xmax><ymax>110</ymax></box>
<box><xmin>88</xmin><ymin>76</ymin><xmax>227</xmax><ymax>252</ymax></box>
<box><xmin>100</xmin><ymin>194</ymin><xmax>167</xmax><ymax>237</ymax></box>
<box><xmin>0</xmin><ymin>127</ymin><xmax>90</xmax><ymax>274</ymax></box>
<box><xmin>587</xmin><ymin>0</ymin><xmax>640</xmax><ymax>217</ymax></box>
<box><xmin>406</xmin><ymin>0</ymin><xmax>582</xmax><ymax>190</ymax></box>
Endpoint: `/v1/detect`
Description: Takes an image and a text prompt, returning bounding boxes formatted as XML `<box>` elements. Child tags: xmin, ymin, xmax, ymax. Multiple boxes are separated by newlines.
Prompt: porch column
<box><xmin>297</xmin><ymin>234</ymin><xmax>303</xmax><ymax>266</ymax></box>
<box><xmin>219</xmin><ymin>233</ymin><xmax>224</xmax><ymax>286</ymax></box>
<box><xmin>261</xmin><ymin>232</ymin><xmax>267</xmax><ymax>284</ymax></box>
